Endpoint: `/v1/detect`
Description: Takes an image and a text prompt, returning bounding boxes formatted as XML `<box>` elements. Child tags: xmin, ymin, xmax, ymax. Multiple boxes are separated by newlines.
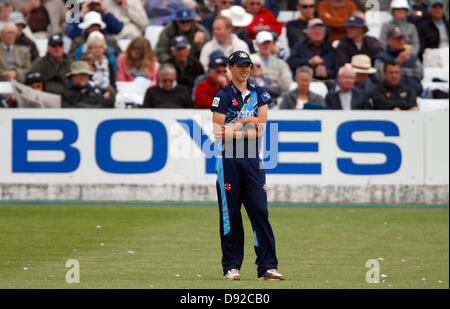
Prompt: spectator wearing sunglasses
<box><xmin>156</xmin><ymin>6</ymin><xmax>211</xmax><ymax>62</ymax></box>
<box><xmin>286</xmin><ymin>0</ymin><xmax>318</xmax><ymax>48</ymax></box>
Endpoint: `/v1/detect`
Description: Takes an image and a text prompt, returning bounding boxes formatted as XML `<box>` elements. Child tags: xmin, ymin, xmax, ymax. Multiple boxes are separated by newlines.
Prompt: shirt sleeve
<box><xmin>257</xmin><ymin>87</ymin><xmax>272</xmax><ymax>108</ymax></box>
<box><xmin>210</xmin><ymin>90</ymin><xmax>229</xmax><ymax>115</ymax></box>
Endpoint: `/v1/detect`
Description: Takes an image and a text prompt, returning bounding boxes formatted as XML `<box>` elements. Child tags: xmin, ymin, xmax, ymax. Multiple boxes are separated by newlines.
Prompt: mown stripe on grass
<box><xmin>0</xmin><ymin>200</ymin><xmax>448</xmax><ymax>209</ymax></box>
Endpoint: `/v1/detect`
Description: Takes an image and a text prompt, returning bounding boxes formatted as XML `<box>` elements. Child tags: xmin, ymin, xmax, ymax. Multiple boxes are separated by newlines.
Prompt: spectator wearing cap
<box><xmin>249</xmin><ymin>53</ymin><xmax>281</xmax><ymax>108</ymax></box>
<box><xmin>199</xmin><ymin>15</ymin><xmax>249</xmax><ymax>71</ymax></box>
<box><xmin>165</xmin><ymin>34</ymin><xmax>205</xmax><ymax>96</ymax></box>
<box><xmin>287</xmin><ymin>19</ymin><xmax>336</xmax><ymax>85</ymax></box>
<box><xmin>243</xmin><ymin>0</ymin><xmax>282</xmax><ymax>40</ymax></box>
<box><xmin>418</xmin><ymin>0</ymin><xmax>449</xmax><ymax>60</ymax></box>
<box><xmin>29</xmin><ymin>34</ymin><xmax>71</xmax><ymax>94</ymax></box>
<box><xmin>379</xmin><ymin>0</ymin><xmax>420</xmax><ymax>55</ymax></box>
<box><xmin>202</xmin><ymin>0</ymin><xmax>235</xmax><ymax>34</ymax></box>
<box><xmin>317</xmin><ymin>0</ymin><xmax>357</xmax><ymax>44</ymax></box>
<box><xmin>116</xmin><ymin>37</ymin><xmax>159</xmax><ymax>86</ymax></box>
<box><xmin>69</xmin><ymin>11</ymin><xmax>121</xmax><ymax>61</ymax></box>
<box><xmin>374</xmin><ymin>26</ymin><xmax>424</xmax><ymax>96</ymax></box>
<box><xmin>194</xmin><ymin>55</ymin><xmax>230</xmax><ymax>108</ymax></box>
<box><xmin>146</xmin><ymin>0</ymin><xmax>181</xmax><ymax>26</ymax></box>
<box><xmin>142</xmin><ymin>62</ymin><xmax>193</xmax><ymax>108</ymax></box>
<box><xmin>371</xmin><ymin>60</ymin><xmax>418</xmax><ymax>110</ymax></box>
<box><xmin>65</xmin><ymin>0</ymin><xmax>124</xmax><ymax>40</ymax></box>
<box><xmin>0</xmin><ymin>23</ymin><xmax>31</xmax><ymax>82</ymax></box>
<box><xmin>9</xmin><ymin>12</ymin><xmax>39</xmax><ymax>62</ymax></box>
<box><xmin>75</xmin><ymin>31</ymin><xmax>117</xmax><ymax>93</ymax></box>
<box><xmin>334</xmin><ymin>14</ymin><xmax>383</xmax><ymax>70</ymax></box>
<box><xmin>19</xmin><ymin>0</ymin><xmax>67</xmax><ymax>36</ymax></box>
<box><xmin>24</xmin><ymin>71</ymin><xmax>44</xmax><ymax>91</ymax></box>
<box><xmin>220</xmin><ymin>5</ymin><xmax>255</xmax><ymax>53</ymax></box>
<box><xmin>103</xmin><ymin>0</ymin><xmax>148</xmax><ymax>40</ymax></box>
<box><xmin>192</xmin><ymin>49</ymin><xmax>225</xmax><ymax>101</ymax></box>
<box><xmin>156</xmin><ymin>6</ymin><xmax>211</xmax><ymax>62</ymax></box>
<box><xmin>255</xmin><ymin>30</ymin><xmax>293</xmax><ymax>96</ymax></box>
<box><xmin>325</xmin><ymin>64</ymin><xmax>371</xmax><ymax>110</ymax></box>
<box><xmin>279</xmin><ymin>65</ymin><xmax>326</xmax><ymax>110</ymax></box>
<box><xmin>62</xmin><ymin>60</ymin><xmax>115</xmax><ymax>108</ymax></box>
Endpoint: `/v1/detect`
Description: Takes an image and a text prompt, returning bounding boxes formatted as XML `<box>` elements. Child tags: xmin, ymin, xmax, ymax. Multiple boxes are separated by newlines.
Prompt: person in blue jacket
<box><xmin>65</xmin><ymin>0</ymin><xmax>124</xmax><ymax>40</ymax></box>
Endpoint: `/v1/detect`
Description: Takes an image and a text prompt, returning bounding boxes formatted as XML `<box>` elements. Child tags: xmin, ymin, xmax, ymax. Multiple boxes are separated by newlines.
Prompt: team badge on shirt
<box><xmin>212</xmin><ymin>97</ymin><xmax>221</xmax><ymax>107</ymax></box>
<box><xmin>261</xmin><ymin>91</ymin><xmax>272</xmax><ymax>103</ymax></box>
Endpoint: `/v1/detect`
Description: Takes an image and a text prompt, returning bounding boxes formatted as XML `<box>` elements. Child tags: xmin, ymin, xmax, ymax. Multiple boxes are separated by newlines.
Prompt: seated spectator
<box><xmin>235</xmin><ymin>0</ymin><xmax>280</xmax><ymax>17</ymax></box>
<box><xmin>371</xmin><ymin>60</ymin><xmax>418</xmax><ymax>110</ymax></box>
<box><xmin>0</xmin><ymin>23</ymin><xmax>31</xmax><ymax>82</ymax></box>
<box><xmin>220</xmin><ymin>5</ymin><xmax>255</xmax><ymax>53</ymax></box>
<box><xmin>199</xmin><ymin>15</ymin><xmax>249</xmax><ymax>70</ymax></box>
<box><xmin>142</xmin><ymin>62</ymin><xmax>193</xmax><ymax>108</ymax></box>
<box><xmin>23</xmin><ymin>0</ymin><xmax>49</xmax><ymax>39</ymax></box>
<box><xmin>317</xmin><ymin>0</ymin><xmax>357</xmax><ymax>43</ymax></box>
<box><xmin>256</xmin><ymin>31</ymin><xmax>293</xmax><ymax>96</ymax></box>
<box><xmin>374</xmin><ymin>27</ymin><xmax>424</xmax><ymax>96</ymax></box>
<box><xmin>279</xmin><ymin>66</ymin><xmax>326</xmax><ymax>110</ymax></box>
<box><xmin>325</xmin><ymin>64</ymin><xmax>371</xmax><ymax>109</ymax></box>
<box><xmin>407</xmin><ymin>0</ymin><xmax>430</xmax><ymax>28</ymax></box>
<box><xmin>69</xmin><ymin>11</ymin><xmax>121</xmax><ymax>61</ymax></box>
<box><xmin>30</xmin><ymin>34</ymin><xmax>71</xmax><ymax>94</ymax></box>
<box><xmin>76</xmin><ymin>31</ymin><xmax>117</xmax><ymax>93</ymax></box>
<box><xmin>0</xmin><ymin>2</ymin><xmax>14</xmax><ymax>30</ymax></box>
<box><xmin>192</xmin><ymin>49</ymin><xmax>225</xmax><ymax>101</ymax></box>
<box><xmin>62</xmin><ymin>60</ymin><xmax>115</xmax><ymax>108</ymax></box>
<box><xmin>116</xmin><ymin>37</ymin><xmax>159</xmax><ymax>86</ymax></box>
<box><xmin>194</xmin><ymin>54</ymin><xmax>229</xmax><ymax>108</ymax></box>
<box><xmin>156</xmin><ymin>6</ymin><xmax>211</xmax><ymax>62</ymax></box>
<box><xmin>379</xmin><ymin>0</ymin><xmax>420</xmax><ymax>55</ymax></box>
<box><xmin>21</xmin><ymin>0</ymin><xmax>66</xmax><ymax>36</ymax></box>
<box><xmin>9</xmin><ymin>12</ymin><xmax>39</xmax><ymax>62</ymax></box>
<box><xmin>418</xmin><ymin>0</ymin><xmax>449</xmax><ymax>61</ymax></box>
<box><xmin>348</xmin><ymin>54</ymin><xmax>377</xmax><ymax>97</ymax></box>
<box><xmin>249</xmin><ymin>53</ymin><xmax>281</xmax><ymax>107</ymax></box>
<box><xmin>202</xmin><ymin>0</ymin><xmax>234</xmax><ymax>34</ymax></box>
<box><xmin>196</xmin><ymin>0</ymin><xmax>217</xmax><ymax>21</ymax></box>
<box><xmin>104</xmin><ymin>0</ymin><xmax>149</xmax><ymax>40</ymax></box>
<box><xmin>24</xmin><ymin>71</ymin><xmax>44</xmax><ymax>91</ymax></box>
<box><xmin>166</xmin><ymin>35</ymin><xmax>205</xmax><ymax>96</ymax></box>
<box><xmin>334</xmin><ymin>15</ymin><xmax>383</xmax><ymax>70</ymax></box>
<box><xmin>65</xmin><ymin>0</ymin><xmax>124</xmax><ymax>40</ymax></box>
<box><xmin>286</xmin><ymin>0</ymin><xmax>317</xmax><ymax>48</ymax></box>
<box><xmin>243</xmin><ymin>0</ymin><xmax>282</xmax><ymax>40</ymax></box>
<box><xmin>287</xmin><ymin>19</ymin><xmax>336</xmax><ymax>85</ymax></box>
<box><xmin>146</xmin><ymin>0</ymin><xmax>181</xmax><ymax>26</ymax></box>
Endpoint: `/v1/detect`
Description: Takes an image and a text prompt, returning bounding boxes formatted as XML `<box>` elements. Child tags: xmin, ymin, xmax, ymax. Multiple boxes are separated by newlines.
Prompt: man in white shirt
<box><xmin>199</xmin><ymin>15</ymin><xmax>249</xmax><ymax>71</ymax></box>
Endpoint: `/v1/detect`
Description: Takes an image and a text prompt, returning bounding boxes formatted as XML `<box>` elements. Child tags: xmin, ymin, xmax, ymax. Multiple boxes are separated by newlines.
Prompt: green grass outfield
<box><xmin>0</xmin><ymin>201</ymin><xmax>448</xmax><ymax>289</ymax></box>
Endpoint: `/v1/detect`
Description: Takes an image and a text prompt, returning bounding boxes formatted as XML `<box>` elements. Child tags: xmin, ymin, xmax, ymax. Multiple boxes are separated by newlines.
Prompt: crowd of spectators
<box><xmin>0</xmin><ymin>0</ymin><xmax>448</xmax><ymax>110</ymax></box>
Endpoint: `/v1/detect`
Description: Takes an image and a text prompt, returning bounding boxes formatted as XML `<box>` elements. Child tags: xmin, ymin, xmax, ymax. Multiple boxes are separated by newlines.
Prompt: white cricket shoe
<box><xmin>224</xmin><ymin>268</ymin><xmax>241</xmax><ymax>280</ymax></box>
<box><xmin>258</xmin><ymin>269</ymin><xmax>286</xmax><ymax>280</ymax></box>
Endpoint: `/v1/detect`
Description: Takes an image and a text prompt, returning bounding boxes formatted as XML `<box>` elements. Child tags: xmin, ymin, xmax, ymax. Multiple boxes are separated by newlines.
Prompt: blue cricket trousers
<box><xmin>215</xmin><ymin>156</ymin><xmax>278</xmax><ymax>277</ymax></box>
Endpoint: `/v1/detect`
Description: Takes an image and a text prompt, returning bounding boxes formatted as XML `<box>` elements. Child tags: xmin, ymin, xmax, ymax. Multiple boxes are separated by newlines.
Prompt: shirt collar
<box><xmin>230</xmin><ymin>80</ymin><xmax>256</xmax><ymax>94</ymax></box>
<box><xmin>1</xmin><ymin>43</ymin><xmax>13</xmax><ymax>51</ymax></box>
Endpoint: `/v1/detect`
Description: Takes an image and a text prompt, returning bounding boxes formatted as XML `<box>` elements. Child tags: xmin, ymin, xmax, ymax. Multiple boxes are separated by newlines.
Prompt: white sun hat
<box><xmin>220</xmin><ymin>5</ymin><xmax>253</xmax><ymax>28</ymax></box>
<box><xmin>79</xmin><ymin>11</ymin><xmax>106</xmax><ymax>30</ymax></box>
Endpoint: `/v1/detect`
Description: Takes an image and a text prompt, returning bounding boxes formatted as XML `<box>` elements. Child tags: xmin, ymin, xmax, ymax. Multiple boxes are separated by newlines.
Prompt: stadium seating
<box><xmin>115</xmin><ymin>81</ymin><xmax>150</xmax><ymax>108</ymax></box>
<box><xmin>289</xmin><ymin>80</ymin><xmax>329</xmax><ymax>98</ymax></box>
<box><xmin>417</xmin><ymin>98</ymin><xmax>449</xmax><ymax>111</ymax></box>
<box><xmin>277</xmin><ymin>10</ymin><xmax>300</xmax><ymax>23</ymax></box>
<box><xmin>118</xmin><ymin>39</ymin><xmax>132</xmax><ymax>52</ymax></box>
<box><xmin>35</xmin><ymin>39</ymin><xmax>48</xmax><ymax>57</ymax></box>
<box><xmin>0</xmin><ymin>81</ymin><xmax>13</xmax><ymax>95</ymax></box>
<box><xmin>144</xmin><ymin>25</ymin><xmax>164</xmax><ymax>49</ymax></box>
<box><xmin>423</xmin><ymin>67</ymin><xmax>450</xmax><ymax>82</ymax></box>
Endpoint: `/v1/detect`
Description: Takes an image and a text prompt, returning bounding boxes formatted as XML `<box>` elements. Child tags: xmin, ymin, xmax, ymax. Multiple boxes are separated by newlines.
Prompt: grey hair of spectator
<box><xmin>242</xmin><ymin>0</ymin><xmax>266</xmax><ymax>6</ymax></box>
<box><xmin>0</xmin><ymin>22</ymin><xmax>18</xmax><ymax>34</ymax></box>
<box><xmin>158</xmin><ymin>63</ymin><xmax>177</xmax><ymax>79</ymax></box>
<box><xmin>295</xmin><ymin>66</ymin><xmax>313</xmax><ymax>80</ymax></box>
<box><xmin>338</xmin><ymin>63</ymin><xmax>356</xmax><ymax>77</ymax></box>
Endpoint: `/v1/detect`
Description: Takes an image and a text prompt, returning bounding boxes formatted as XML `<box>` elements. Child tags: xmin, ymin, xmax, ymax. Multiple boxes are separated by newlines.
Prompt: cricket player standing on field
<box><xmin>211</xmin><ymin>50</ymin><xmax>285</xmax><ymax>281</ymax></box>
